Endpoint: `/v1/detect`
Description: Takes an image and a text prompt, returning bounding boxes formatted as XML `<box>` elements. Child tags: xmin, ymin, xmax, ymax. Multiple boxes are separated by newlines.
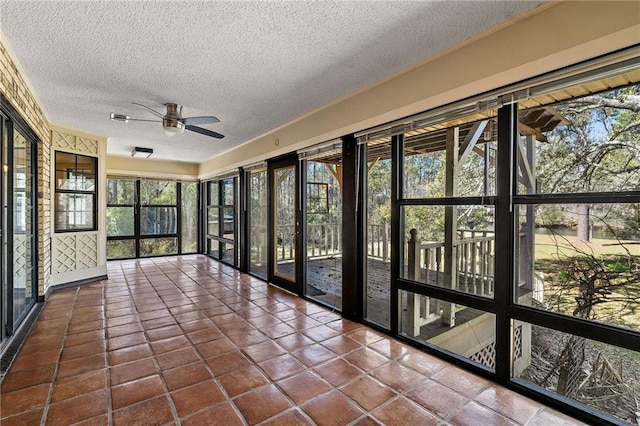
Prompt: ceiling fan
<box><xmin>110</xmin><ymin>102</ymin><xmax>224</xmax><ymax>139</ymax></box>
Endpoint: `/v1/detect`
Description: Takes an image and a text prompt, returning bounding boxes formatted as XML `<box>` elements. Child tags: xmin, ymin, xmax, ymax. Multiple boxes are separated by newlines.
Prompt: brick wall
<box><xmin>0</xmin><ymin>36</ymin><xmax>52</xmax><ymax>296</ymax></box>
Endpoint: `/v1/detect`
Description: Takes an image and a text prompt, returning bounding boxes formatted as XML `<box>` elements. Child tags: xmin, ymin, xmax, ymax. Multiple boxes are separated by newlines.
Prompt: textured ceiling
<box><xmin>0</xmin><ymin>1</ymin><xmax>543</xmax><ymax>163</ymax></box>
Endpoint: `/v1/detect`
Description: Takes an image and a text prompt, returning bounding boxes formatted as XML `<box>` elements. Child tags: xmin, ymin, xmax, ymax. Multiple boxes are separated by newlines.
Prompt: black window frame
<box><xmin>54</xmin><ymin>151</ymin><xmax>98</xmax><ymax>233</ymax></box>
<box><xmin>106</xmin><ymin>177</ymin><xmax>199</xmax><ymax>260</ymax></box>
<box><xmin>204</xmin><ymin>175</ymin><xmax>239</xmax><ymax>267</ymax></box>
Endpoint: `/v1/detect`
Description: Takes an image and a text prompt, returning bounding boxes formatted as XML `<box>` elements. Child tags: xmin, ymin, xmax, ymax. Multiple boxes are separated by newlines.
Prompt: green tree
<box><xmin>537</xmin><ymin>85</ymin><xmax>640</xmax><ymax>241</ymax></box>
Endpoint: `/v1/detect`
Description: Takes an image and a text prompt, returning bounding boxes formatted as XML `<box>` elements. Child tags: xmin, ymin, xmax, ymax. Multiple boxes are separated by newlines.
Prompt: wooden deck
<box><xmin>276</xmin><ymin>257</ymin><xmax>392</xmax><ymax>326</ymax></box>
<box><xmin>289</xmin><ymin>257</ymin><xmax>494</xmax><ymax>334</ymax></box>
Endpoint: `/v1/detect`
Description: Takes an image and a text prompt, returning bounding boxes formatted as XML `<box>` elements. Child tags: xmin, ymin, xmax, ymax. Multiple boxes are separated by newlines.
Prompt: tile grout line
<box><xmin>147</xmin><ymin>257</ymin><xmax>249</xmax><ymax>426</ymax></box>
<box><xmin>39</xmin><ymin>285</ymin><xmax>79</xmax><ymax>426</ymax></box>
<box><xmin>167</xmin><ymin>255</ymin><xmax>310</xmax><ymax>425</ymax></box>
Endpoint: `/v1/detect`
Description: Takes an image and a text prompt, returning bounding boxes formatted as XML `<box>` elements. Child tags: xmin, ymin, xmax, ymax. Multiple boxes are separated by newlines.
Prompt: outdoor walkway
<box><xmin>0</xmin><ymin>255</ymin><xmax>583</xmax><ymax>425</ymax></box>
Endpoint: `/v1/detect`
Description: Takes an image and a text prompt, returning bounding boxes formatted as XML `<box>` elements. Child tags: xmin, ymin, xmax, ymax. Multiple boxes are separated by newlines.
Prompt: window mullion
<box><xmin>494</xmin><ymin>102</ymin><xmax>518</xmax><ymax>383</ymax></box>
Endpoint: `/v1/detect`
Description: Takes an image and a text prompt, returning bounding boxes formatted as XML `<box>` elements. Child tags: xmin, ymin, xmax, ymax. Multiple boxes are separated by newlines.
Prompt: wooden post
<box><xmin>407</xmin><ymin>229</ymin><xmax>420</xmax><ymax>281</ymax></box>
<box><xmin>443</xmin><ymin>126</ymin><xmax>459</xmax><ymax>326</ymax></box>
<box><xmin>382</xmin><ymin>220</ymin><xmax>389</xmax><ymax>262</ymax></box>
<box><xmin>407</xmin><ymin>228</ymin><xmax>422</xmax><ymax>336</ymax></box>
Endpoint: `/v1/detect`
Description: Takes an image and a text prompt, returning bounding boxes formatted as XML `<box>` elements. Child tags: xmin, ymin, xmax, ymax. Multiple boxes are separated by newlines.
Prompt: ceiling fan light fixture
<box><xmin>131</xmin><ymin>146</ymin><xmax>153</xmax><ymax>158</ymax></box>
<box><xmin>163</xmin><ymin>118</ymin><xmax>185</xmax><ymax>136</ymax></box>
<box><xmin>110</xmin><ymin>113</ymin><xmax>129</xmax><ymax>122</ymax></box>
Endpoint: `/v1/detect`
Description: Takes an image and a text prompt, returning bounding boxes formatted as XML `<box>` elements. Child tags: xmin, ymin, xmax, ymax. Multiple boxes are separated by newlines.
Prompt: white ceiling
<box><xmin>0</xmin><ymin>1</ymin><xmax>543</xmax><ymax>163</ymax></box>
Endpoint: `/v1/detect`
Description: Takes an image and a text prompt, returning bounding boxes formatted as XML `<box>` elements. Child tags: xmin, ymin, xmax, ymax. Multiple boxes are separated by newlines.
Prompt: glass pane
<box><xmin>55</xmin><ymin>152</ymin><xmax>75</xmax><ymax>190</ymax></box>
<box><xmin>274</xmin><ymin>165</ymin><xmax>296</xmax><ymax>281</ymax></box>
<box><xmin>208</xmin><ymin>239</ymin><xmax>220</xmax><ymax>259</ymax></box>
<box><xmin>305</xmin><ymin>159</ymin><xmax>342</xmax><ymax>310</ymax></box>
<box><xmin>208</xmin><ymin>181</ymin><xmax>218</xmax><ymax>205</ymax></box>
<box><xmin>55</xmin><ymin>152</ymin><xmax>95</xmax><ymax>191</ymax></box>
<box><xmin>140</xmin><ymin>179</ymin><xmax>176</xmax><ymax>205</ymax></box>
<box><xmin>365</xmin><ymin>140</ymin><xmax>391</xmax><ymax>328</ymax></box>
<box><xmin>223</xmin><ymin>206</ymin><xmax>234</xmax><ymax>240</ymax></box>
<box><xmin>55</xmin><ymin>193</ymin><xmax>94</xmax><ymax>230</ymax></box>
<box><xmin>140</xmin><ymin>238</ymin><xmax>178</xmax><ymax>257</ymax></box>
<box><xmin>513</xmin><ymin>322</ymin><xmax>640</xmax><ymax>424</ymax></box>
<box><xmin>222</xmin><ymin>178</ymin><xmax>234</xmax><ymax>205</ymax></box>
<box><xmin>401</xmin><ymin>205</ymin><xmax>495</xmax><ymax>298</ymax></box>
<box><xmin>106</xmin><ymin>206</ymin><xmax>134</xmax><ymax>237</ymax></box>
<box><xmin>249</xmin><ymin>169</ymin><xmax>268</xmax><ymax>278</ymax></box>
<box><xmin>400</xmin><ymin>290</ymin><xmax>496</xmax><ymax>370</ymax></box>
<box><xmin>13</xmin><ymin>129</ymin><xmax>34</xmax><ymax>323</ymax></box>
<box><xmin>75</xmin><ymin>154</ymin><xmax>96</xmax><ymax>190</ymax></box>
<box><xmin>181</xmin><ymin>182</ymin><xmax>198</xmax><ymax>253</ymax></box>
<box><xmin>515</xmin><ymin>203</ymin><xmax>640</xmax><ymax>332</ymax></box>
<box><xmin>207</xmin><ymin>207</ymin><xmax>219</xmax><ymax>236</ymax></box>
<box><xmin>106</xmin><ymin>239</ymin><xmax>136</xmax><ymax>259</ymax></box>
<box><xmin>107</xmin><ymin>177</ymin><xmax>134</xmax><ymax>205</ymax></box>
<box><xmin>404</xmin><ymin>118</ymin><xmax>497</xmax><ymax>199</ymax></box>
<box><xmin>221</xmin><ymin>242</ymin><xmax>235</xmax><ymax>264</ymax></box>
<box><xmin>519</xmin><ymin>84</ymin><xmax>640</xmax><ymax>195</ymax></box>
<box><xmin>140</xmin><ymin>207</ymin><xmax>177</xmax><ymax>235</ymax></box>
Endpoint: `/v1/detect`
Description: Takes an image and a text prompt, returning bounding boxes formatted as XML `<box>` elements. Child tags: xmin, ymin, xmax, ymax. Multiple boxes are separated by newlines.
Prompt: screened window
<box><xmin>106</xmin><ymin>177</ymin><xmax>197</xmax><ymax>259</ymax></box>
<box><xmin>354</xmin><ymin>54</ymin><xmax>640</xmax><ymax>424</ymax></box>
<box><xmin>54</xmin><ymin>152</ymin><xmax>97</xmax><ymax>231</ymax></box>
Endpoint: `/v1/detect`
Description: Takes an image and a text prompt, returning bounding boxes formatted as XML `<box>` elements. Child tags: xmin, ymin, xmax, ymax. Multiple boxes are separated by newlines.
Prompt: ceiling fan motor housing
<box><xmin>163</xmin><ymin>103</ymin><xmax>185</xmax><ymax>132</ymax></box>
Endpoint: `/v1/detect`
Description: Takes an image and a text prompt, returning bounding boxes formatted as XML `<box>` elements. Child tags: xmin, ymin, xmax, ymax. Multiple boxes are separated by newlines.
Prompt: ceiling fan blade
<box><xmin>132</xmin><ymin>102</ymin><xmax>165</xmax><ymax>119</ymax></box>
<box><xmin>110</xmin><ymin>113</ymin><xmax>161</xmax><ymax>123</ymax></box>
<box><xmin>185</xmin><ymin>125</ymin><xmax>225</xmax><ymax>139</ymax></box>
<box><xmin>127</xmin><ymin>118</ymin><xmax>162</xmax><ymax>123</ymax></box>
<box><xmin>182</xmin><ymin>116</ymin><xmax>220</xmax><ymax>125</ymax></box>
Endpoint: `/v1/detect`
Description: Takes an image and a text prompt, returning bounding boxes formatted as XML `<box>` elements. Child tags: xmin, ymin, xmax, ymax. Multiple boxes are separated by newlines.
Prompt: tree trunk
<box><xmin>577</xmin><ymin>203</ymin><xmax>590</xmax><ymax>243</ymax></box>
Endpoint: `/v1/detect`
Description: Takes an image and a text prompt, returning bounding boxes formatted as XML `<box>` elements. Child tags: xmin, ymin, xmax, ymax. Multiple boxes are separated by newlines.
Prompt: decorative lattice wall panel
<box><xmin>52</xmin><ymin>132</ymin><xmax>76</xmax><ymax>151</ymax></box>
<box><xmin>76</xmin><ymin>137</ymin><xmax>99</xmax><ymax>155</ymax></box>
<box><xmin>514</xmin><ymin>325</ymin><xmax>523</xmax><ymax>360</ymax></box>
<box><xmin>52</xmin><ymin>131</ymin><xmax>99</xmax><ymax>155</ymax></box>
<box><xmin>52</xmin><ymin>233</ymin><xmax>98</xmax><ymax>274</ymax></box>
<box><xmin>77</xmin><ymin>234</ymin><xmax>98</xmax><ymax>269</ymax></box>
<box><xmin>468</xmin><ymin>325</ymin><xmax>524</xmax><ymax>368</ymax></box>
<box><xmin>13</xmin><ymin>234</ymin><xmax>29</xmax><ymax>272</ymax></box>
<box><xmin>53</xmin><ymin>235</ymin><xmax>76</xmax><ymax>273</ymax></box>
<box><xmin>470</xmin><ymin>342</ymin><xmax>496</xmax><ymax>368</ymax></box>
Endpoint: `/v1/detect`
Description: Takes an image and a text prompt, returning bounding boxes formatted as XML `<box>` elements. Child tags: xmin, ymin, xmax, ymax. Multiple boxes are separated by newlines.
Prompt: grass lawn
<box><xmin>532</xmin><ymin>233</ymin><xmax>640</xmax><ymax>330</ymax></box>
<box><xmin>534</xmin><ymin>233</ymin><xmax>640</xmax><ymax>260</ymax></box>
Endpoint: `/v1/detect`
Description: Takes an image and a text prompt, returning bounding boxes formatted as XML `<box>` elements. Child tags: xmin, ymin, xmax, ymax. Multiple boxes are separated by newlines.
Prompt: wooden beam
<box><xmin>458</xmin><ymin>120</ymin><xmax>488</xmax><ymax>166</ymax></box>
<box><xmin>517</xmin><ymin>139</ymin><xmax>535</xmax><ymax>190</ymax></box>
<box><xmin>367</xmin><ymin>157</ymin><xmax>380</xmax><ymax>173</ymax></box>
<box><xmin>325</xmin><ymin>163</ymin><xmax>343</xmax><ymax>189</ymax></box>
<box><xmin>276</xmin><ymin>169</ymin><xmax>292</xmax><ymax>187</ymax></box>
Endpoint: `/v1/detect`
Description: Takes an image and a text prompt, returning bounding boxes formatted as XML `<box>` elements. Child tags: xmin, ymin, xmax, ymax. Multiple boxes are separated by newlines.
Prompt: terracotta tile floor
<box><xmin>0</xmin><ymin>255</ymin><xmax>585</xmax><ymax>425</ymax></box>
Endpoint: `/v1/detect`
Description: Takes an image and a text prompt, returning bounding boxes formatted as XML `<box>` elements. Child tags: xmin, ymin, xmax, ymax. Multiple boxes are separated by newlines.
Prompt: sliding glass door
<box><xmin>1</xmin><ymin>111</ymin><xmax>37</xmax><ymax>344</ymax></box>
<box><xmin>302</xmin><ymin>146</ymin><xmax>343</xmax><ymax>310</ymax></box>
<box><xmin>362</xmin><ymin>140</ymin><xmax>392</xmax><ymax>328</ymax></box>
<box><xmin>247</xmin><ymin>166</ymin><xmax>268</xmax><ymax>279</ymax></box>
<box><xmin>262</xmin><ymin>147</ymin><xmax>344</xmax><ymax>311</ymax></box>
<box><xmin>268</xmin><ymin>156</ymin><xmax>300</xmax><ymax>293</ymax></box>
<box><xmin>205</xmin><ymin>175</ymin><xmax>239</xmax><ymax>266</ymax></box>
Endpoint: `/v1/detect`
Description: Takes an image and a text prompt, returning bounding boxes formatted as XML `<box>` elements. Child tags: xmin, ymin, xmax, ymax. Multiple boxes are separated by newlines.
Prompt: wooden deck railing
<box><xmin>276</xmin><ymin>223</ymin><xmax>342</xmax><ymax>261</ymax></box>
<box><xmin>405</xmin><ymin>228</ymin><xmax>496</xmax><ymax>335</ymax></box>
<box><xmin>368</xmin><ymin>222</ymin><xmax>389</xmax><ymax>261</ymax></box>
